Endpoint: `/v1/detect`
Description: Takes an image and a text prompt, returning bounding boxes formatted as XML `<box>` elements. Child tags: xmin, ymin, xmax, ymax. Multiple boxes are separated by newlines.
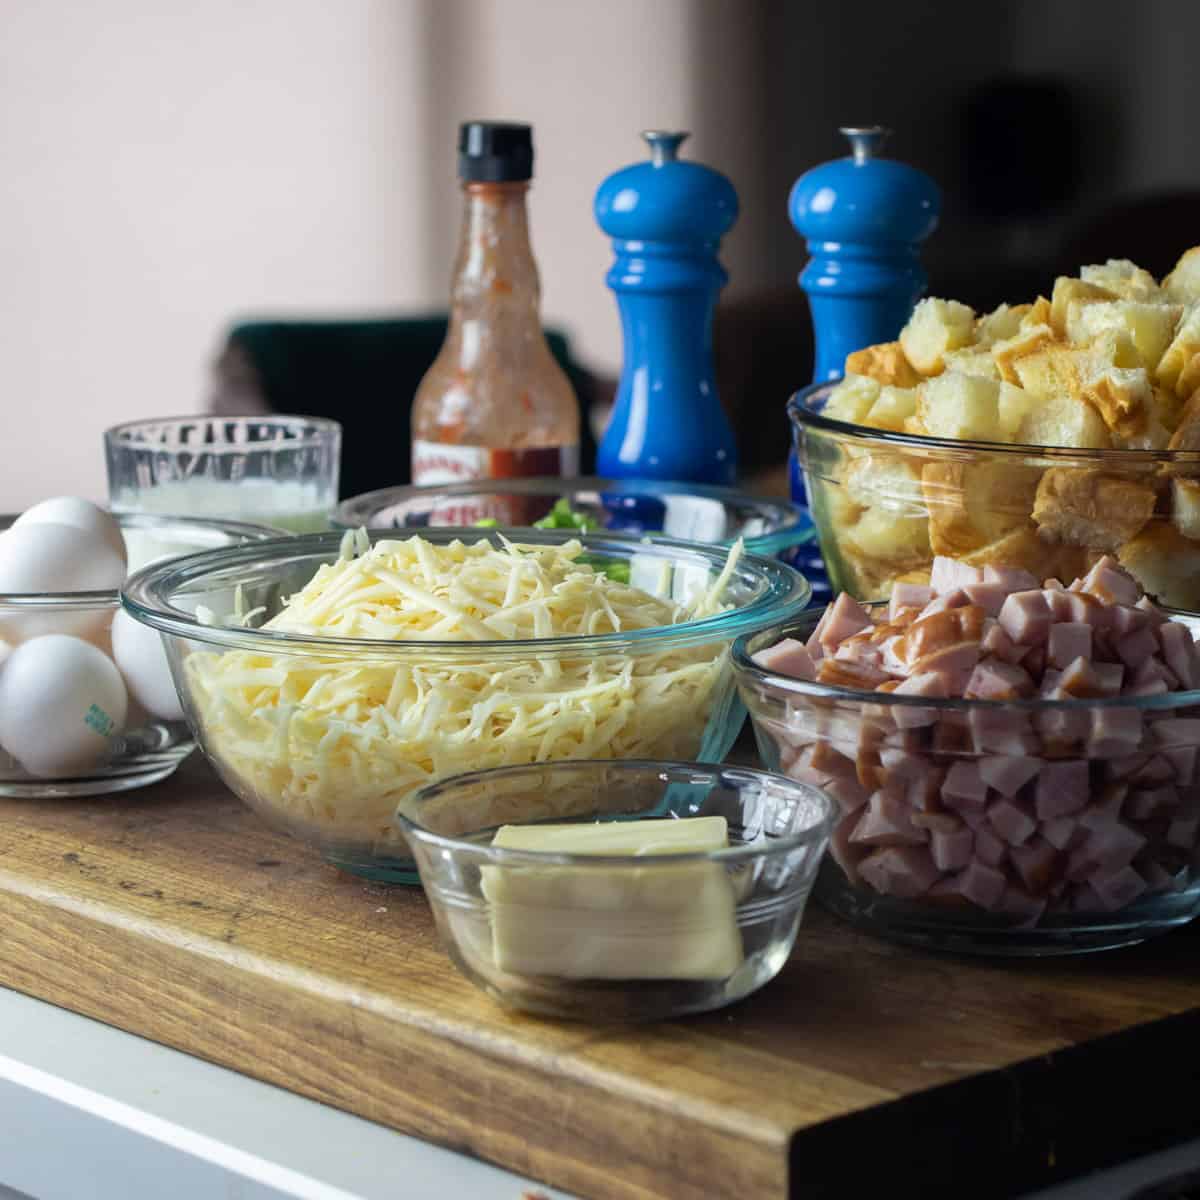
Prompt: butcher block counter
<box><xmin>0</xmin><ymin>753</ymin><xmax>1197</xmax><ymax>1200</ymax></box>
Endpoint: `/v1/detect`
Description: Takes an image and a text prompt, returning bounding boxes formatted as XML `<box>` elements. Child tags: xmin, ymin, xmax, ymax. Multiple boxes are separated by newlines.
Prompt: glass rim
<box><xmin>0</xmin><ymin>511</ymin><xmax>281</xmax><ymax>608</ymax></box>
<box><xmin>396</xmin><ymin>759</ymin><xmax>835</xmax><ymax>866</ymax></box>
<box><xmin>731</xmin><ymin>604</ymin><xmax>1200</xmax><ymax>711</ymax></box>
<box><xmin>788</xmin><ymin>381</ymin><xmax>1200</xmax><ymax>465</ymax></box>
<box><xmin>104</xmin><ymin>413</ymin><xmax>343</xmax><ymax>451</ymax></box>
<box><xmin>120</xmin><ymin>526</ymin><xmax>812</xmax><ymax>656</ymax></box>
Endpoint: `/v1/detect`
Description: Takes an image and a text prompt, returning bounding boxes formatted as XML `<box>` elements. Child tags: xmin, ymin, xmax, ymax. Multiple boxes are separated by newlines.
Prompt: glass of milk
<box><xmin>105</xmin><ymin>415</ymin><xmax>341</xmax><ymax>534</ymax></box>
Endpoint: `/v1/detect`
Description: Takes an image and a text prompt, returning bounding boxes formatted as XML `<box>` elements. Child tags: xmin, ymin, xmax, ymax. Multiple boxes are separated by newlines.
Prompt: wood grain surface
<box><xmin>0</xmin><ymin>754</ymin><xmax>1197</xmax><ymax>1199</ymax></box>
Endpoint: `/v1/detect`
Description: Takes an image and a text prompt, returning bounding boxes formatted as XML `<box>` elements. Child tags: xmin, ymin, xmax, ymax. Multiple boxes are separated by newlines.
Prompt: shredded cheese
<box><xmin>185</xmin><ymin>535</ymin><xmax>742</xmax><ymax>852</ymax></box>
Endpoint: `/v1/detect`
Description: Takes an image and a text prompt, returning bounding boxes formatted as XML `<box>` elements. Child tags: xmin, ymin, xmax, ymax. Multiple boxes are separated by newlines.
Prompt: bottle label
<box><xmin>411</xmin><ymin>442</ymin><xmax>580</xmax><ymax>525</ymax></box>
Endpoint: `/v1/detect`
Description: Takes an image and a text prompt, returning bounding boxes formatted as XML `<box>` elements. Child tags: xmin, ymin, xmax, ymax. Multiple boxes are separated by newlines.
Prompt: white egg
<box><xmin>13</xmin><ymin>497</ymin><xmax>127</xmax><ymax>567</ymax></box>
<box><xmin>111</xmin><ymin>608</ymin><xmax>184</xmax><ymax>722</ymax></box>
<box><xmin>0</xmin><ymin>635</ymin><xmax>128</xmax><ymax>777</ymax></box>
<box><xmin>0</xmin><ymin>522</ymin><xmax>127</xmax><ymax>643</ymax></box>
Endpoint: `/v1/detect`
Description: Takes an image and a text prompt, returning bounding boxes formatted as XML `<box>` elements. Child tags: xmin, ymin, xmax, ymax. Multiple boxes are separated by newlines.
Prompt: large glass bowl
<box><xmin>0</xmin><ymin>512</ymin><xmax>278</xmax><ymax>797</ymax></box>
<box><xmin>333</xmin><ymin>476</ymin><xmax>815</xmax><ymax>563</ymax></box>
<box><xmin>790</xmin><ymin>382</ymin><xmax>1200</xmax><ymax>607</ymax></box>
<box><xmin>398</xmin><ymin>759</ymin><xmax>833</xmax><ymax>1021</ymax></box>
<box><xmin>121</xmin><ymin>528</ymin><xmax>812</xmax><ymax>882</ymax></box>
<box><xmin>732</xmin><ymin>607</ymin><xmax>1200</xmax><ymax>955</ymax></box>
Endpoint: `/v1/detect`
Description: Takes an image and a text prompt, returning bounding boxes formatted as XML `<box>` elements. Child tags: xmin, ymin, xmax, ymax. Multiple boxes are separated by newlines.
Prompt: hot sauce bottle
<box><xmin>411</xmin><ymin>122</ymin><xmax>580</xmax><ymax>495</ymax></box>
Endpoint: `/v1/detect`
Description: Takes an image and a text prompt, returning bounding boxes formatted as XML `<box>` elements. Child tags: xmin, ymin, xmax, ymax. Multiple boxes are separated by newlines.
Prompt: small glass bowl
<box><xmin>733</xmin><ymin>607</ymin><xmax>1200</xmax><ymax>956</ymax></box>
<box><xmin>121</xmin><ymin>528</ymin><xmax>812</xmax><ymax>881</ymax></box>
<box><xmin>106</xmin><ymin>414</ymin><xmax>341</xmax><ymax>534</ymax></box>
<box><xmin>332</xmin><ymin>476</ymin><xmax>816</xmax><ymax>564</ymax></box>
<box><xmin>0</xmin><ymin>512</ymin><xmax>278</xmax><ymax>797</ymax></box>
<box><xmin>790</xmin><ymin>382</ymin><xmax>1200</xmax><ymax>606</ymax></box>
<box><xmin>398</xmin><ymin>759</ymin><xmax>834</xmax><ymax>1021</ymax></box>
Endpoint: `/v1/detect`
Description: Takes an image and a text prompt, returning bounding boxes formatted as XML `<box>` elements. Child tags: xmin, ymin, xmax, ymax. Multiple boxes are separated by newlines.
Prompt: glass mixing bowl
<box><xmin>790</xmin><ymin>382</ymin><xmax>1200</xmax><ymax>607</ymax></box>
<box><xmin>333</xmin><ymin>476</ymin><xmax>816</xmax><ymax>563</ymax></box>
<box><xmin>398</xmin><ymin>759</ymin><xmax>833</xmax><ymax>1021</ymax></box>
<box><xmin>732</xmin><ymin>607</ymin><xmax>1200</xmax><ymax>955</ymax></box>
<box><xmin>122</xmin><ymin>528</ymin><xmax>812</xmax><ymax>882</ymax></box>
<box><xmin>0</xmin><ymin>512</ymin><xmax>278</xmax><ymax>797</ymax></box>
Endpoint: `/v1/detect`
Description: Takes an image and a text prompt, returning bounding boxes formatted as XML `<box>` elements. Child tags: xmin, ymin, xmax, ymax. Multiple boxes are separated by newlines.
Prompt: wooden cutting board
<box><xmin>0</xmin><ymin>754</ymin><xmax>1197</xmax><ymax>1200</ymax></box>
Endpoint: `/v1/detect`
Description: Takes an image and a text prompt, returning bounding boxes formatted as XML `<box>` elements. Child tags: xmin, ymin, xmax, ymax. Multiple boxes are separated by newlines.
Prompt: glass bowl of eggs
<box><xmin>0</xmin><ymin>500</ymin><xmax>278</xmax><ymax>797</ymax></box>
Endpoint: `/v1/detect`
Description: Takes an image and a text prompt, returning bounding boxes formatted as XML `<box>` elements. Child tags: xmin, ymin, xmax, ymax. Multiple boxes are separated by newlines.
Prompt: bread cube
<box><xmin>844</xmin><ymin>341</ymin><xmax>922</xmax><ymax>388</ymax></box>
<box><xmin>1083</xmin><ymin>366</ymin><xmax>1154</xmax><ymax>441</ymax></box>
<box><xmin>1163</xmin><ymin>247</ymin><xmax>1200</xmax><ymax>305</ymax></box>
<box><xmin>842</xmin><ymin>505</ymin><xmax>931</xmax><ymax>566</ymax></box>
<box><xmin>974</xmin><ymin>303</ymin><xmax>1029</xmax><ymax>347</ymax></box>
<box><xmin>1119</xmin><ymin>523</ymin><xmax>1200</xmax><ymax>609</ymax></box>
<box><xmin>864</xmin><ymin>385</ymin><xmax>919</xmax><ymax>432</ymax></box>
<box><xmin>1032</xmin><ymin>467</ymin><xmax>1156</xmax><ymax>551</ymax></box>
<box><xmin>1015</xmin><ymin>392</ymin><xmax>1110</xmax><ymax>449</ymax></box>
<box><xmin>997</xmin><ymin>382</ymin><xmax>1037</xmax><ymax>440</ymax></box>
<box><xmin>1049</xmin><ymin>276</ymin><xmax>1117</xmax><ymax>336</ymax></box>
<box><xmin>1179</xmin><ymin>352</ymin><xmax>1200</xmax><ymax>402</ymax></box>
<box><xmin>1172</xmin><ymin>477</ymin><xmax>1200</xmax><ymax>540</ymax></box>
<box><xmin>843</xmin><ymin>453</ymin><xmax>924</xmax><ymax>513</ymax></box>
<box><xmin>1021</xmin><ymin>296</ymin><xmax>1053</xmax><ymax>329</ymax></box>
<box><xmin>916</xmin><ymin>373</ymin><xmax>1003</xmax><ymax>441</ymax></box>
<box><xmin>942</xmin><ymin>348</ymin><xmax>1001</xmax><ymax>379</ymax></box>
<box><xmin>960</xmin><ymin>525</ymin><xmax>1074</xmax><ymax>582</ymax></box>
<box><xmin>899</xmin><ymin>298</ymin><xmax>975</xmax><ymax>374</ymax></box>
<box><xmin>823</xmin><ymin>374</ymin><xmax>880</xmax><ymax>424</ymax></box>
<box><xmin>1066</xmin><ymin>300</ymin><xmax>1182</xmax><ymax>373</ymax></box>
<box><xmin>1080</xmin><ymin>259</ymin><xmax>1162</xmax><ymax>302</ymax></box>
<box><xmin>992</xmin><ymin>323</ymin><xmax>1056</xmax><ymax>384</ymax></box>
<box><xmin>1157</xmin><ymin>304</ymin><xmax>1200</xmax><ymax>394</ymax></box>
<box><xmin>922</xmin><ymin>460</ymin><xmax>1041</xmax><ymax>555</ymax></box>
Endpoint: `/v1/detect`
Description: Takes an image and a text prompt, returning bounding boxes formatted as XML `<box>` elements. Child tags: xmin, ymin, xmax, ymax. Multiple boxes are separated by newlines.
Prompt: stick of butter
<box><xmin>481</xmin><ymin>817</ymin><xmax>744</xmax><ymax>981</ymax></box>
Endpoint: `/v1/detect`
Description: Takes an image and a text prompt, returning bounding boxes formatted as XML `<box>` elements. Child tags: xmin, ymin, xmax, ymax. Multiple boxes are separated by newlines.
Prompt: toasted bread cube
<box><xmin>974</xmin><ymin>303</ymin><xmax>1029</xmax><ymax>347</ymax></box>
<box><xmin>843</xmin><ymin>453</ymin><xmax>924</xmax><ymax>513</ymax></box>
<box><xmin>865</xmin><ymin>386</ymin><xmax>919</xmax><ymax>432</ymax></box>
<box><xmin>1151</xmin><ymin>385</ymin><xmax>1185</xmax><ymax>433</ymax></box>
<box><xmin>997</xmin><ymin>382</ymin><xmax>1037</xmax><ymax>440</ymax></box>
<box><xmin>1066</xmin><ymin>300</ymin><xmax>1182</xmax><ymax>373</ymax></box>
<box><xmin>1172</xmin><ymin>477</ymin><xmax>1200</xmax><ymax>540</ymax></box>
<box><xmin>1157</xmin><ymin>305</ymin><xmax>1200</xmax><ymax>394</ymax></box>
<box><xmin>1083</xmin><ymin>366</ymin><xmax>1154</xmax><ymax>440</ymax></box>
<box><xmin>916</xmin><ymin>373</ymin><xmax>1003</xmax><ymax>441</ymax></box>
<box><xmin>992</xmin><ymin>323</ymin><xmax>1056</xmax><ymax>384</ymax></box>
<box><xmin>842</xmin><ymin>505</ymin><xmax>930</xmax><ymax>566</ymax></box>
<box><xmin>823</xmin><ymin>374</ymin><xmax>880</xmax><ymax>424</ymax></box>
<box><xmin>844</xmin><ymin>341</ymin><xmax>922</xmax><ymax>388</ymax></box>
<box><xmin>1179</xmin><ymin>352</ymin><xmax>1200</xmax><ymax>402</ymax></box>
<box><xmin>1049</xmin><ymin>276</ymin><xmax>1117</xmax><ymax>336</ymax></box>
<box><xmin>960</xmin><ymin>525</ymin><xmax>1070</xmax><ymax>582</ymax></box>
<box><xmin>899</xmin><ymin>298</ymin><xmax>975</xmax><ymax>374</ymax></box>
<box><xmin>1021</xmin><ymin>296</ymin><xmax>1053</xmax><ymax>329</ymax></box>
<box><xmin>922</xmin><ymin>460</ymin><xmax>1041</xmax><ymax>555</ymax></box>
<box><xmin>1032</xmin><ymin>467</ymin><xmax>1156</xmax><ymax>551</ymax></box>
<box><xmin>942</xmin><ymin>348</ymin><xmax>1001</xmax><ymax>379</ymax></box>
<box><xmin>1016</xmin><ymin>390</ymin><xmax>1110</xmax><ymax>449</ymax></box>
<box><xmin>1119</xmin><ymin>523</ymin><xmax>1200</xmax><ymax>609</ymax></box>
<box><xmin>1163</xmin><ymin>247</ymin><xmax>1200</xmax><ymax>305</ymax></box>
<box><xmin>1080</xmin><ymin>259</ymin><xmax>1162</xmax><ymax>302</ymax></box>
<box><xmin>1167</xmin><ymin>392</ymin><xmax>1200</xmax><ymax>474</ymax></box>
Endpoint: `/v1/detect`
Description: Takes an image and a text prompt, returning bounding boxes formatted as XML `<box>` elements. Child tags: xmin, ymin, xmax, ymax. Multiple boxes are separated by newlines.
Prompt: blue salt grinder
<box><xmin>594</xmin><ymin>130</ymin><xmax>738</xmax><ymax>485</ymax></box>
<box><xmin>787</xmin><ymin>127</ymin><xmax>940</xmax><ymax>504</ymax></box>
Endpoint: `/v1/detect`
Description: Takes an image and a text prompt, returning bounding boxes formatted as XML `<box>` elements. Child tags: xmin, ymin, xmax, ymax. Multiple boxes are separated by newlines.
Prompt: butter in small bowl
<box><xmin>397</xmin><ymin>759</ymin><xmax>833</xmax><ymax>1021</ymax></box>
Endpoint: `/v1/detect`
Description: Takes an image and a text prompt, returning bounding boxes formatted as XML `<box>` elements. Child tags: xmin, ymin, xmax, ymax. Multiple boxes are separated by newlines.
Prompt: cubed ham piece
<box><xmin>752</xmin><ymin>637</ymin><xmax>817</xmax><ymax>680</ymax></box>
<box><xmin>1109</xmin><ymin>604</ymin><xmax>1149</xmax><ymax>638</ymax></box>
<box><xmin>964</xmin><ymin>657</ymin><xmax>1035</xmax><ymax>701</ymax></box>
<box><xmin>909</xmin><ymin>642</ymin><xmax>982</xmax><ymax>694</ymax></box>
<box><xmin>1164</xmin><ymin>745</ymin><xmax>1198</xmax><ymax>785</ymax></box>
<box><xmin>1130</xmin><ymin>754</ymin><xmax>1175</xmax><ymax>786</ymax></box>
<box><xmin>942</xmin><ymin>760</ymin><xmax>988</xmax><ymax>809</ymax></box>
<box><xmin>830</xmin><ymin>811</ymin><xmax>868</xmax><ymax>885</ymax></box>
<box><xmin>931</xmin><ymin>825</ymin><xmax>975</xmax><ymax>871</ymax></box>
<box><xmin>1157</xmin><ymin>621</ymin><xmax>1198</xmax><ymax>690</ymax></box>
<box><xmin>1151</xmin><ymin>717</ymin><xmax>1200</xmax><ymax>748</ymax></box>
<box><xmin>891</xmin><ymin>671</ymin><xmax>948</xmax><ymax>729</ymax></box>
<box><xmin>998</xmin><ymin>590</ymin><xmax>1052</xmax><ymax>646</ymax></box>
<box><xmin>930</xmin><ymin>556</ymin><xmax>982</xmax><ymax>593</ymax></box>
<box><xmin>907</xmin><ymin>767</ymin><xmax>947</xmax><ymax>813</ymax></box>
<box><xmin>1135</xmin><ymin>594</ymin><xmax>1167</xmax><ymax>622</ymax></box>
<box><xmin>963</xmin><ymin>581</ymin><xmax>1009</xmax><ymax>618</ymax></box>
<box><xmin>850</xmin><ymin>790</ymin><xmax>928</xmax><ymax>847</ymax></box>
<box><xmin>988</xmin><ymin>796</ymin><xmax>1038</xmax><ymax>846</ymax></box>
<box><xmin>808</xmin><ymin>740</ymin><xmax>859</xmax><ymax>779</ymax></box>
<box><xmin>1043</xmin><ymin>586</ymin><xmax>1075</xmax><ymax>622</ymax></box>
<box><xmin>982</xmin><ymin>564</ymin><xmax>1039</xmax><ymax>592</ymax></box>
<box><xmin>818</xmin><ymin>592</ymin><xmax>873</xmax><ymax>649</ymax></box>
<box><xmin>1126</xmin><ymin>786</ymin><xmax>1179</xmax><ymax>821</ymax></box>
<box><xmin>1009</xmin><ymin>836</ymin><xmax>1062</xmax><ymax>894</ymax></box>
<box><xmin>1057</xmin><ymin>657</ymin><xmax>1124</xmax><ymax>699</ymax></box>
<box><xmin>1087</xmin><ymin>864</ymin><xmax>1148</xmax><ymax>911</ymax></box>
<box><xmin>1021</xmin><ymin>643</ymin><xmax>1048</xmax><ymax>679</ymax></box>
<box><xmin>835</xmin><ymin>634</ymin><xmax>885</xmax><ymax>672</ymax></box>
<box><xmin>1130</xmin><ymin>656</ymin><xmax>1179</xmax><ymax>691</ymax></box>
<box><xmin>1079</xmin><ymin>783</ymin><xmax>1127</xmax><ymax>828</ymax></box>
<box><xmin>1088</xmin><ymin>707</ymin><xmax>1143</xmax><ymax>758</ymax></box>
<box><xmin>955</xmin><ymin>859</ymin><xmax>1008</xmax><ymax>909</ymax></box>
<box><xmin>911</xmin><ymin>810</ymin><xmax>960</xmax><ymax>834</ymax></box>
<box><xmin>979</xmin><ymin>754</ymin><xmax>1041</xmax><ymax>798</ymax></box>
<box><xmin>981</xmin><ymin>618</ymin><xmax>1025</xmax><ymax>664</ymax></box>
<box><xmin>1063</xmin><ymin>590</ymin><xmax>1110</xmax><ymax>629</ymax></box>
<box><xmin>1141</xmin><ymin>859</ymin><xmax>1186</xmax><ymax>893</ymax></box>
<box><xmin>1047</xmin><ymin>622</ymin><xmax>1092</xmax><ymax>670</ymax></box>
<box><xmin>920</xmin><ymin>590</ymin><xmax>971</xmax><ymax>617</ymax></box>
<box><xmin>1079</xmin><ymin>556</ymin><xmax>1142</xmax><ymax>607</ymax></box>
<box><xmin>995</xmin><ymin>884</ymin><xmax>1047</xmax><ymax>925</ymax></box>
<box><xmin>902</xmin><ymin>605</ymin><xmax>986</xmax><ymax>662</ymax></box>
<box><xmin>1167</xmin><ymin>813</ymin><xmax>1200</xmax><ymax>851</ymax></box>
<box><xmin>1034</xmin><ymin>759</ymin><xmax>1090</xmax><ymax>820</ymax></box>
<box><xmin>816</xmin><ymin>656</ymin><xmax>890</xmax><ymax>690</ymax></box>
<box><xmin>805</xmin><ymin>602</ymin><xmax>833</xmax><ymax>658</ymax></box>
<box><xmin>879</xmin><ymin>746</ymin><xmax>927</xmax><ymax>781</ymax></box>
<box><xmin>973</xmin><ymin>825</ymin><xmax>1008</xmax><ymax>867</ymax></box>
<box><xmin>857</xmin><ymin>845</ymin><xmax>941</xmax><ymax>899</ymax></box>
<box><xmin>1034</xmin><ymin>706</ymin><xmax>1089</xmax><ymax>751</ymax></box>
<box><xmin>889</xmin><ymin>582</ymin><xmax>934</xmax><ymax>621</ymax></box>
<box><xmin>823</xmin><ymin>774</ymin><xmax>873</xmax><ymax>816</ymax></box>
<box><xmin>1071</xmin><ymin>819</ymin><xmax>1146</xmax><ymax>874</ymax></box>
<box><xmin>932</xmin><ymin>718</ymin><xmax>972</xmax><ymax>755</ymax></box>
<box><xmin>1124</xmin><ymin>679</ymin><xmax>1169</xmax><ymax>699</ymax></box>
<box><xmin>967</xmin><ymin>707</ymin><xmax>1038</xmax><ymax>755</ymax></box>
<box><xmin>1042</xmin><ymin>816</ymin><xmax>1084</xmax><ymax>851</ymax></box>
<box><xmin>1113</xmin><ymin>626</ymin><xmax>1160</xmax><ymax>670</ymax></box>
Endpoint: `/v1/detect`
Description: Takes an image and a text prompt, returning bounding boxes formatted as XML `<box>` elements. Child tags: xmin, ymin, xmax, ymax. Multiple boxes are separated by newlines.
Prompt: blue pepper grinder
<box><xmin>594</xmin><ymin>130</ymin><xmax>738</xmax><ymax>486</ymax></box>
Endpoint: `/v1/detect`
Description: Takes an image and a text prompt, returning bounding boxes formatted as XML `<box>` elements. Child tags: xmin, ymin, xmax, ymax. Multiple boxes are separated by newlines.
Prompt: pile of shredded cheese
<box><xmin>185</xmin><ymin>534</ymin><xmax>741</xmax><ymax>851</ymax></box>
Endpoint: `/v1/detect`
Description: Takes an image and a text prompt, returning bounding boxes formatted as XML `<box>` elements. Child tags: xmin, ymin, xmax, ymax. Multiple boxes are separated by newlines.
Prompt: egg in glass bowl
<box><xmin>0</xmin><ymin>502</ymin><xmax>278</xmax><ymax>797</ymax></box>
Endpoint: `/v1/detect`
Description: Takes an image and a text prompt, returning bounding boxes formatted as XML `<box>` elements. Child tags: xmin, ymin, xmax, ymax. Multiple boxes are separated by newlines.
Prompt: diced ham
<box><xmin>981</xmin><ymin>618</ymin><xmax>1025</xmax><ymax>664</ymax></box>
<box><xmin>982</xmin><ymin>564</ymin><xmax>1039</xmax><ymax>592</ymax></box>
<box><xmin>998</xmin><ymin>590</ymin><xmax>1053</xmax><ymax>646</ymax></box>
<box><xmin>1043</xmin><ymin>586</ymin><xmax>1075</xmax><ymax>622</ymax></box>
<box><xmin>1079</xmin><ymin>555</ymin><xmax>1142</xmax><ymax>607</ymax></box>
<box><xmin>920</xmin><ymin>589</ymin><xmax>971</xmax><ymax>617</ymax></box>
<box><xmin>1087</xmin><ymin>865</ymin><xmax>1148</xmax><ymax>911</ymax></box>
<box><xmin>1057</xmin><ymin>657</ymin><xmax>1123</xmax><ymax>698</ymax></box>
<box><xmin>891</xmin><ymin>671</ymin><xmax>948</xmax><ymax>729</ymax></box>
<box><xmin>805</xmin><ymin>602</ymin><xmax>833</xmax><ymax>658</ymax></box>
<box><xmin>834</xmin><ymin>634</ymin><xmax>885</xmax><ymax>672</ymax></box>
<box><xmin>1130</xmin><ymin>754</ymin><xmax>1175</xmax><ymax>786</ymax></box>
<box><xmin>1136</xmin><ymin>594</ymin><xmax>1168</xmax><ymax>625</ymax></box>
<box><xmin>1157</xmin><ymin>621</ymin><xmax>1198</xmax><ymax>691</ymax></box>
<box><xmin>901</xmin><ymin>605</ymin><xmax>986</xmax><ymax>663</ymax></box>
<box><xmin>967</xmin><ymin>707</ymin><xmax>1038</xmax><ymax>755</ymax></box>
<box><xmin>964</xmin><ymin>657</ymin><xmax>1035</xmax><ymax>701</ymax></box>
<box><xmin>1063</xmin><ymin>590</ymin><xmax>1109</xmax><ymax>629</ymax></box>
<box><xmin>906</xmin><ymin>766</ymin><xmax>947</xmax><ymax>813</ymax></box>
<box><xmin>1150</xmin><ymin>718</ymin><xmax>1200</xmax><ymax>748</ymax></box>
<box><xmin>1088</xmin><ymin>707</ymin><xmax>1143</xmax><ymax>758</ymax></box>
<box><xmin>1130</xmin><ymin>656</ymin><xmax>1179</xmax><ymax>691</ymax></box>
<box><xmin>1109</xmin><ymin>604</ymin><xmax>1149</xmax><ymax>638</ymax></box>
<box><xmin>850</xmin><ymin>790</ymin><xmax>928</xmax><ymax>847</ymax></box>
<box><xmin>1009</xmin><ymin>836</ymin><xmax>1062</xmax><ymax>894</ymax></box>
<box><xmin>1078</xmin><ymin>783</ymin><xmax>1127</xmax><ymax>829</ymax></box>
<box><xmin>979</xmin><ymin>754</ymin><xmax>1041</xmax><ymax>798</ymax></box>
<box><xmin>942</xmin><ymin>760</ymin><xmax>988</xmax><ymax>809</ymax></box>
<box><xmin>932</xmin><ymin>717</ymin><xmax>972</xmax><ymax>756</ymax></box>
<box><xmin>753</xmin><ymin>637</ymin><xmax>817</xmax><ymax>680</ymax></box>
<box><xmin>1041</xmin><ymin>816</ymin><xmax>1083</xmax><ymax>851</ymax></box>
<box><xmin>1071</xmin><ymin>819</ymin><xmax>1146</xmax><ymax>875</ymax></box>
<box><xmin>931</xmin><ymin>825</ymin><xmax>975</xmax><ymax>871</ymax></box>
<box><xmin>930</xmin><ymin>556</ymin><xmax>982</xmax><ymax>593</ymax></box>
<box><xmin>889</xmin><ymin>582</ymin><xmax>934</xmax><ymax>621</ymax></box>
<box><xmin>963</xmin><ymin>581</ymin><xmax>1009</xmax><ymax>617</ymax></box>
<box><xmin>1164</xmin><ymin>745</ymin><xmax>1198</xmax><ymax>785</ymax></box>
<box><xmin>1021</xmin><ymin>643</ymin><xmax>1048</xmax><ymax>679</ymax></box>
<box><xmin>1113</xmin><ymin>626</ymin><xmax>1160</xmax><ymax>670</ymax></box>
<box><xmin>1047</xmin><ymin>622</ymin><xmax>1092</xmax><ymax>670</ymax></box>
<box><xmin>955</xmin><ymin>859</ymin><xmax>1008</xmax><ymax>909</ymax></box>
<box><xmin>830</xmin><ymin>811</ymin><xmax>868</xmax><ymax>885</ymax></box>
<box><xmin>908</xmin><ymin>642</ymin><xmax>982</xmax><ymax>694</ymax></box>
<box><xmin>973</xmin><ymin>825</ymin><xmax>1008</xmax><ymax>867</ymax></box>
<box><xmin>995</xmin><ymin>884</ymin><xmax>1047</xmax><ymax>925</ymax></box>
<box><xmin>1167</xmin><ymin>813</ymin><xmax>1200</xmax><ymax>851</ymax></box>
<box><xmin>1034</xmin><ymin>759</ymin><xmax>1090</xmax><ymax>820</ymax></box>
<box><xmin>1126</xmin><ymin>786</ymin><xmax>1179</xmax><ymax>821</ymax></box>
<box><xmin>857</xmin><ymin>845</ymin><xmax>941</xmax><ymax>899</ymax></box>
<box><xmin>1034</xmin><ymin>706</ymin><xmax>1089</xmax><ymax>750</ymax></box>
<box><xmin>988</xmin><ymin>796</ymin><xmax>1038</xmax><ymax>846</ymax></box>
<box><xmin>878</xmin><ymin>746</ymin><xmax>927</xmax><ymax>781</ymax></box>
<box><xmin>818</xmin><ymin>592</ymin><xmax>873</xmax><ymax>649</ymax></box>
<box><xmin>816</xmin><ymin>656</ymin><xmax>890</xmax><ymax>689</ymax></box>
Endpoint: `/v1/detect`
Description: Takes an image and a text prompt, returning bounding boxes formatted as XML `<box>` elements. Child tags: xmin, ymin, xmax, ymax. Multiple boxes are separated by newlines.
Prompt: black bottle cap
<box><xmin>458</xmin><ymin>121</ymin><xmax>534</xmax><ymax>183</ymax></box>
